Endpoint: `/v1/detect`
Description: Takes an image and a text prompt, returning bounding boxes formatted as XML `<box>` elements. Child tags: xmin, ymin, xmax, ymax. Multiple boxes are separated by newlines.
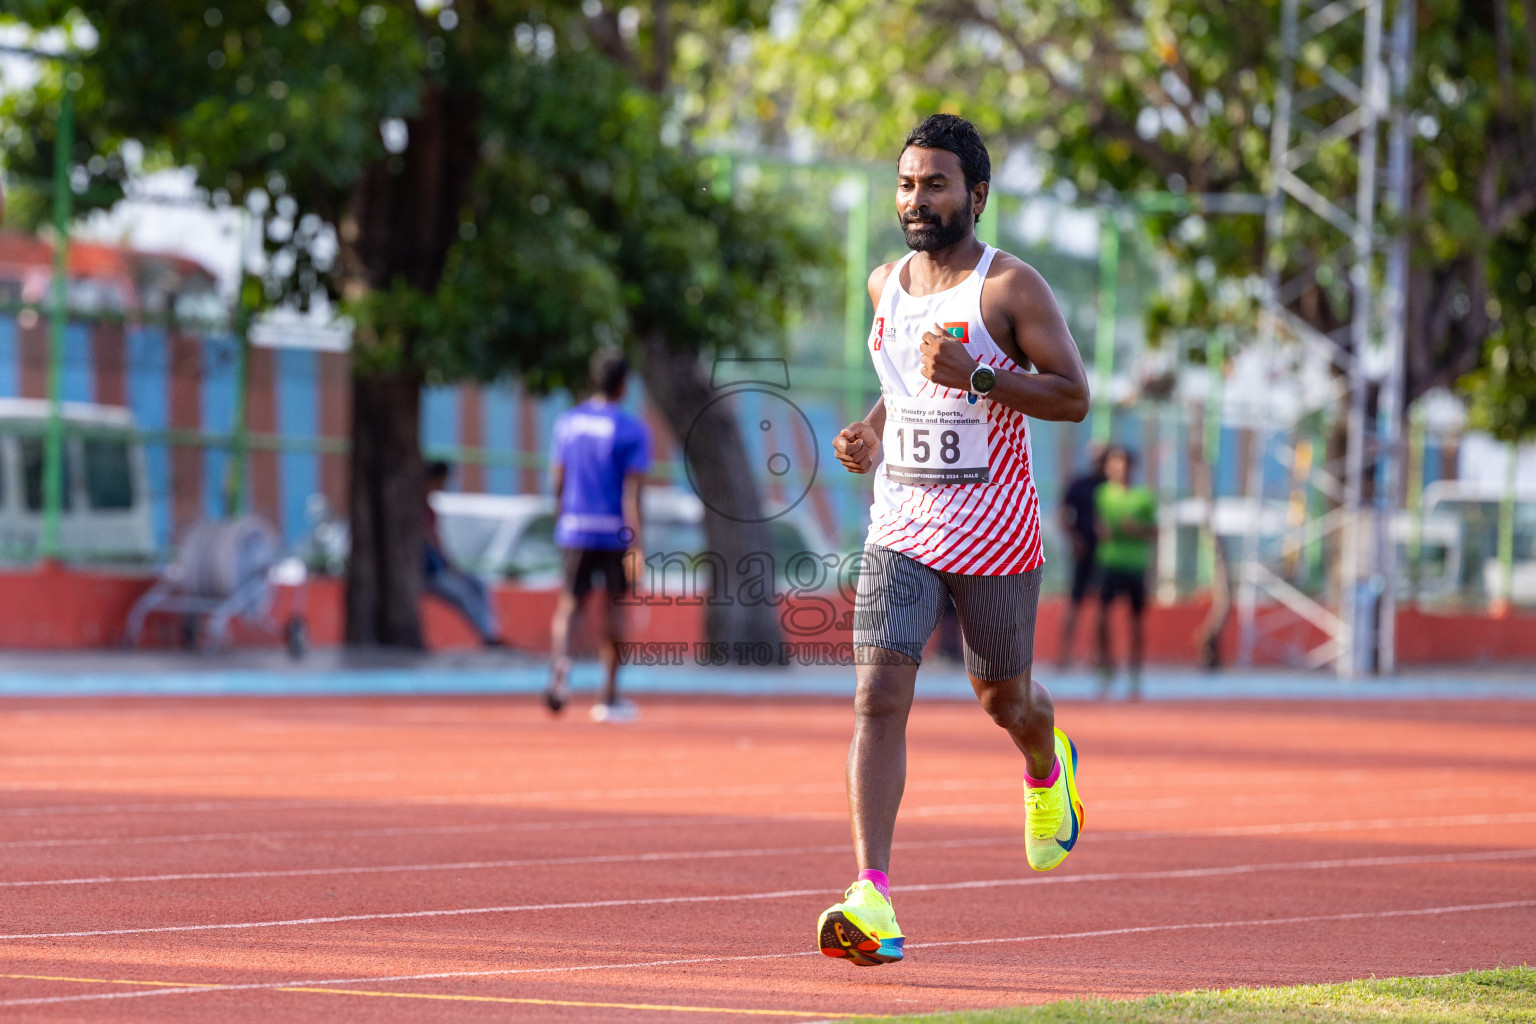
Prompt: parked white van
<box><xmin>0</xmin><ymin>399</ymin><xmax>156</xmax><ymax>564</ymax></box>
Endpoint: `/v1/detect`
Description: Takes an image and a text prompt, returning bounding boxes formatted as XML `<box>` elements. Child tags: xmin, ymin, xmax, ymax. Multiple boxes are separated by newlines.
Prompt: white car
<box><xmin>429</xmin><ymin>485</ymin><xmax>844</xmax><ymax>591</ymax></box>
<box><xmin>0</xmin><ymin>399</ymin><xmax>155</xmax><ymax>564</ymax></box>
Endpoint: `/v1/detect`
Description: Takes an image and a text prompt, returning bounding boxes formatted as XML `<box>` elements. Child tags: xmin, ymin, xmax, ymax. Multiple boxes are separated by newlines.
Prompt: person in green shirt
<box><xmin>1094</xmin><ymin>446</ymin><xmax>1157</xmax><ymax>699</ymax></box>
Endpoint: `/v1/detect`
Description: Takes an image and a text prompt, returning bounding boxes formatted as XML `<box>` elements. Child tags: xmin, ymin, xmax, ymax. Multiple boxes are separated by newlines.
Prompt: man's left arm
<box><xmin>623</xmin><ymin>422</ymin><xmax>653</xmax><ymax>557</ymax></box>
<box><xmin>918</xmin><ymin>259</ymin><xmax>1090</xmax><ymax>422</ymax></box>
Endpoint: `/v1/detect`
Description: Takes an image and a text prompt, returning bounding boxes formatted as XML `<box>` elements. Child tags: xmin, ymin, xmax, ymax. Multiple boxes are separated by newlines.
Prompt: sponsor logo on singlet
<box><xmin>873</xmin><ymin>317</ymin><xmax>885</xmax><ymax>351</ymax></box>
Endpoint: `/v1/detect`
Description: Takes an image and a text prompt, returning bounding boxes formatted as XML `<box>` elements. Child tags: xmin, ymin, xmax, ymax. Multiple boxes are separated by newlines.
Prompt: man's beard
<box><xmin>901</xmin><ymin>197</ymin><xmax>973</xmax><ymax>252</ymax></box>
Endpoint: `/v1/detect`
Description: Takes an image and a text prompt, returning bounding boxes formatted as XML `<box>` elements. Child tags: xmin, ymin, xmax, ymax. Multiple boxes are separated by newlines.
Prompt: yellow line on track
<box><xmin>0</xmin><ymin>972</ymin><xmax>864</xmax><ymax>1018</ymax></box>
<box><xmin>279</xmin><ymin>985</ymin><xmax>865</xmax><ymax>1016</ymax></box>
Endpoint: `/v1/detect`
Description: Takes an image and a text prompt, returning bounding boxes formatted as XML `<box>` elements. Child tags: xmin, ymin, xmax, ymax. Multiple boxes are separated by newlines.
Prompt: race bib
<box><xmin>882</xmin><ymin>395</ymin><xmax>990</xmax><ymax>485</ymax></box>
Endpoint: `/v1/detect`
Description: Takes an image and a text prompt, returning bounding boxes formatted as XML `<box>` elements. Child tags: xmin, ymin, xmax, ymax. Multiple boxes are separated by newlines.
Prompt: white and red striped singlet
<box><xmin>865</xmin><ymin>245</ymin><xmax>1044</xmax><ymax>576</ymax></box>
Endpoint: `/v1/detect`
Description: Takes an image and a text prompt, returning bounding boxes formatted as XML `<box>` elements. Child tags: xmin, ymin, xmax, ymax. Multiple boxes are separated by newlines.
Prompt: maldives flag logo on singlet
<box><xmin>872</xmin><ymin>317</ymin><xmax>885</xmax><ymax>350</ymax></box>
<box><xmin>943</xmin><ymin>322</ymin><xmax>969</xmax><ymax>343</ymax></box>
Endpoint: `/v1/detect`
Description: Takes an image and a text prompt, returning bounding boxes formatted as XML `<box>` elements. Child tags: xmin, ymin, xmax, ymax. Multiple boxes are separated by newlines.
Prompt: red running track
<box><xmin>0</xmin><ymin>694</ymin><xmax>1533</xmax><ymax>1021</ymax></box>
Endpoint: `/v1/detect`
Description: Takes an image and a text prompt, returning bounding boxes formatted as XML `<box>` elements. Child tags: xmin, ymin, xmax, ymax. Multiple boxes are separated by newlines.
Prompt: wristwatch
<box><xmin>969</xmin><ymin>363</ymin><xmax>997</xmax><ymax>395</ymax></box>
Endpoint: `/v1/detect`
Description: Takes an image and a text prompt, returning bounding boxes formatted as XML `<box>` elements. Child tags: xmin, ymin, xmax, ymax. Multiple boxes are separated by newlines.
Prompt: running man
<box><xmin>1057</xmin><ymin>443</ymin><xmax>1107</xmax><ymax>667</ymax></box>
<box><xmin>1094</xmin><ymin>445</ymin><xmax>1157</xmax><ymax>700</ymax></box>
<box><xmin>820</xmin><ymin>114</ymin><xmax>1091</xmax><ymax>966</ymax></box>
<box><xmin>543</xmin><ymin>349</ymin><xmax>650</xmax><ymax>722</ymax></box>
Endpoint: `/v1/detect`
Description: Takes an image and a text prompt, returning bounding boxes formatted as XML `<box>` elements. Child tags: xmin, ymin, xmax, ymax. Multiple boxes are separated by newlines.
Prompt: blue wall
<box><xmin>275</xmin><ymin>348</ymin><xmax>318</xmax><ymax>545</ymax></box>
<box><xmin>0</xmin><ymin>318</ymin><xmax>15</xmax><ymax>398</ymax></box>
<box><xmin>481</xmin><ymin>382</ymin><xmax>516</xmax><ymax>494</ymax></box>
<box><xmin>62</xmin><ymin>322</ymin><xmax>92</xmax><ymax>404</ymax></box>
<box><xmin>124</xmin><ymin>326</ymin><xmax>171</xmax><ymax>550</ymax></box>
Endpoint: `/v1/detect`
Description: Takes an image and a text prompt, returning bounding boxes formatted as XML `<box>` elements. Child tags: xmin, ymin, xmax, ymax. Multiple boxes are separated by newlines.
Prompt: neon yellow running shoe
<box><xmin>1024</xmin><ymin>727</ymin><xmax>1084</xmax><ymax>871</ymax></box>
<box><xmin>816</xmin><ymin>880</ymin><xmax>904</xmax><ymax>966</ymax></box>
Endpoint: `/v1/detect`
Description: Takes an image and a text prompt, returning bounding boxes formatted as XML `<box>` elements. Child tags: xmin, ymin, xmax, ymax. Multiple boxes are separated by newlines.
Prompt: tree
<box><xmin>712</xmin><ymin>0</ymin><xmax>1536</xmax><ymax>420</ymax></box>
<box><xmin>2</xmin><ymin>1</ymin><xmax>823</xmax><ymax>647</ymax></box>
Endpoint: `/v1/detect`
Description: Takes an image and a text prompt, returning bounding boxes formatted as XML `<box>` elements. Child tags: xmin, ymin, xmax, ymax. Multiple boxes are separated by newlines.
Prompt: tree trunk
<box><xmin>336</xmin><ymin>87</ymin><xmax>479</xmax><ymax>647</ymax></box>
<box><xmin>345</xmin><ymin>370</ymin><xmax>426</xmax><ymax>648</ymax></box>
<box><xmin>637</xmin><ymin>333</ymin><xmax>785</xmax><ymax>648</ymax></box>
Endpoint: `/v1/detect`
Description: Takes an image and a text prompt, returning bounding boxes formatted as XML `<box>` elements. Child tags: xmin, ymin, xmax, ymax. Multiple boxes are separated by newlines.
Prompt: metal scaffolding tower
<box><xmin>1237</xmin><ymin>0</ymin><xmax>1416</xmax><ymax>676</ymax></box>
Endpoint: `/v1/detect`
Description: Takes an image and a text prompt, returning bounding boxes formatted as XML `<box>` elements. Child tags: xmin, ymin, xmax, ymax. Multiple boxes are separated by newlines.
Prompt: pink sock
<box><xmin>857</xmin><ymin>868</ymin><xmax>889</xmax><ymax>898</ymax></box>
<box><xmin>1024</xmin><ymin>757</ymin><xmax>1061</xmax><ymax>789</ymax></box>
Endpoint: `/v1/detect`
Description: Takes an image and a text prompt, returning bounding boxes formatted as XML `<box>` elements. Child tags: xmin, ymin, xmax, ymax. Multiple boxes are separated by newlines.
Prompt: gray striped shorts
<box><xmin>852</xmin><ymin>544</ymin><xmax>1044</xmax><ymax>681</ymax></box>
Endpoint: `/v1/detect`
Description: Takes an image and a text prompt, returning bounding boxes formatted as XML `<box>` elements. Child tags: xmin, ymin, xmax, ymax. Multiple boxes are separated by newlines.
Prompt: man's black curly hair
<box><xmin>901</xmin><ymin>113</ymin><xmax>992</xmax><ymax>189</ymax></box>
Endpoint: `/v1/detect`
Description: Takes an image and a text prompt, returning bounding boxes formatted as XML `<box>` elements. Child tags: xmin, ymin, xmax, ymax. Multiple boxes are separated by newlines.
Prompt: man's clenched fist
<box><xmin>919</xmin><ymin>321</ymin><xmax>980</xmax><ymax>391</ymax></box>
<box><xmin>834</xmin><ymin>421</ymin><xmax>880</xmax><ymax>474</ymax></box>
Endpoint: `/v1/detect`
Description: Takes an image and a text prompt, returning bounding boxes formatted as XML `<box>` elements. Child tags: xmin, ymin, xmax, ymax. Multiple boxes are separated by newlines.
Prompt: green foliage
<box><xmin>0</xmin><ymin>1</ymin><xmax>828</xmax><ymax>390</ymax></box>
<box><xmin>426</xmin><ymin>50</ymin><xmax>827</xmax><ymax>391</ymax></box>
<box><xmin>714</xmin><ymin>0</ymin><xmax>1536</xmax><ymax>419</ymax></box>
<box><xmin>0</xmin><ymin>178</ymin><xmax>52</xmax><ymax>234</ymax></box>
<box><xmin>709</xmin><ymin>0</ymin><xmax>1278</xmax><ymax>343</ymax></box>
<box><xmin>1463</xmin><ymin>224</ymin><xmax>1536</xmax><ymax>442</ymax></box>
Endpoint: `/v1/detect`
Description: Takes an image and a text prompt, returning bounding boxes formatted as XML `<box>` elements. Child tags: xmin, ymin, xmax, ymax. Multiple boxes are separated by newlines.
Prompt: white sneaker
<box><xmin>590</xmin><ymin>699</ymin><xmax>639</xmax><ymax>724</ymax></box>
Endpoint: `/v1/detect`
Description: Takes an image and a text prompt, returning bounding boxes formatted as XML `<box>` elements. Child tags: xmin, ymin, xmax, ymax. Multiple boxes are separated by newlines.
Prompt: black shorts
<box><xmin>852</xmin><ymin>544</ymin><xmax>1043</xmax><ymax>681</ymax></box>
<box><xmin>1099</xmin><ymin>567</ymin><xmax>1147</xmax><ymax>615</ymax></box>
<box><xmin>1069</xmin><ymin>543</ymin><xmax>1098</xmax><ymax>604</ymax></box>
<box><xmin>561</xmin><ymin>548</ymin><xmax>629</xmax><ymax>599</ymax></box>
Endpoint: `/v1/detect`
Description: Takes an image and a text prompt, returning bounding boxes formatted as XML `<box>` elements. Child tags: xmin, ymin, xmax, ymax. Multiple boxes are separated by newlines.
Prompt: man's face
<box><xmin>897</xmin><ymin>146</ymin><xmax>980</xmax><ymax>253</ymax></box>
<box><xmin>1105</xmin><ymin>452</ymin><xmax>1131</xmax><ymax>486</ymax></box>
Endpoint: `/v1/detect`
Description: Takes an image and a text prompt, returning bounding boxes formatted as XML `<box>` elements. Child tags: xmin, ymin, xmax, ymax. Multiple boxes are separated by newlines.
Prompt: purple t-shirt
<box><xmin>550</xmin><ymin>400</ymin><xmax>652</xmax><ymax>550</ymax></box>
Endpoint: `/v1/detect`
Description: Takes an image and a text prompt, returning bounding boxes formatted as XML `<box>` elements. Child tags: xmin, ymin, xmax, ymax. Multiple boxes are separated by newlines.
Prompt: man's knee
<box><xmin>853</xmin><ymin>648</ymin><xmax>916</xmax><ymax>719</ymax></box>
<box><xmin>975</xmin><ymin>674</ymin><xmax>1047</xmax><ymax>731</ymax></box>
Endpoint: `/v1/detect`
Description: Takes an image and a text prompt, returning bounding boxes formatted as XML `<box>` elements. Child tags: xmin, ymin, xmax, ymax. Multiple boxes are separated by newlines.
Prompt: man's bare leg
<box><xmin>969</xmin><ymin>668</ymin><xmax>1056</xmax><ymax>779</ymax></box>
<box><xmin>1057</xmin><ymin>600</ymin><xmax>1081</xmax><ymax>668</ymax></box>
<box><xmin>847</xmin><ymin>646</ymin><xmax>919</xmax><ymax>873</ymax></box>
<box><xmin>1128</xmin><ymin>607</ymin><xmax>1145</xmax><ymax>700</ymax></box>
<box><xmin>1095</xmin><ymin>600</ymin><xmax>1115</xmax><ymax>698</ymax></box>
<box><xmin>598</xmin><ymin>594</ymin><xmax>624</xmax><ymax>705</ymax></box>
<box><xmin>547</xmin><ymin>592</ymin><xmax>581</xmax><ymax>706</ymax></box>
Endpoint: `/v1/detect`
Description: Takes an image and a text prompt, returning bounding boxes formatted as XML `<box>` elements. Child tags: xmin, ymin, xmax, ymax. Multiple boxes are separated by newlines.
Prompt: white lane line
<box><xmin>0</xmin><ymin>814</ymin><xmax>773</xmax><ymax>851</ymax></box>
<box><xmin>911</xmin><ymin>784</ymin><xmax>1535</xmax><ymax>815</ymax></box>
<box><xmin>4</xmin><ymin>847</ymin><xmax>1532</xmax><ymax>941</ymax></box>
<box><xmin>9</xmin><ymin>835</ymin><xmax>1536</xmax><ymax>892</ymax></box>
<box><xmin>0</xmin><ymin>837</ymin><xmax>1009</xmax><ymax>889</ymax></box>
<box><xmin>893</xmin><ymin>810</ymin><xmax>1536</xmax><ymax>837</ymax></box>
<box><xmin>0</xmin><ymin>777</ymin><xmax>915</xmax><ymax>799</ymax></box>
<box><xmin>11</xmin><ymin>802</ymin><xmax>1535</xmax><ymax>855</ymax></box>
<box><xmin>0</xmin><ymin>770</ymin><xmax>1511</xmax><ymax>818</ymax></box>
<box><xmin>0</xmin><ymin>766</ymin><xmax>1467</xmax><ymax>806</ymax></box>
<box><xmin>915</xmin><ymin>898</ymin><xmax>1536</xmax><ymax>950</ymax></box>
<box><xmin>2</xmin><ymin>898</ymin><xmax>1532</xmax><ymax>1009</ymax></box>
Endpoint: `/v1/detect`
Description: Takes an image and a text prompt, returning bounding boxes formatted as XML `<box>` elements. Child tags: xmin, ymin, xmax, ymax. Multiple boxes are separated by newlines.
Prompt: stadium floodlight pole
<box><xmin>42</xmin><ymin>81</ymin><xmax>75</xmax><ymax>562</ymax></box>
<box><xmin>840</xmin><ymin>172</ymin><xmax>870</xmax><ymax>422</ymax></box>
<box><xmin>978</xmin><ymin>187</ymin><xmax>999</xmax><ymax>247</ymax></box>
<box><xmin>228</xmin><ymin>208</ymin><xmax>256</xmax><ymax>516</ymax></box>
<box><xmin>1200</xmin><ymin>332</ymin><xmax>1226</xmax><ymax>589</ymax></box>
<box><xmin>1374</xmin><ymin>0</ymin><xmax>1416</xmax><ymax>675</ymax></box>
<box><xmin>1496</xmin><ymin>440</ymin><xmax>1517</xmax><ymax>614</ymax></box>
<box><xmin>840</xmin><ymin>171</ymin><xmax>870</xmax><ymax>546</ymax></box>
<box><xmin>1237</xmin><ymin>0</ymin><xmax>1299</xmax><ymax>669</ymax></box>
<box><xmin>1091</xmin><ymin>213</ymin><xmax>1119</xmax><ymax>443</ymax></box>
<box><xmin>1338</xmin><ymin>0</ymin><xmax>1387</xmax><ymax>679</ymax></box>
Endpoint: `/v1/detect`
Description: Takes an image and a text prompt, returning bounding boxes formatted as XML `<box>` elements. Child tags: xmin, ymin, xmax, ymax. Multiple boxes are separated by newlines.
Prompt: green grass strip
<box><xmin>861</xmin><ymin>967</ymin><xmax>1536</xmax><ymax>1023</ymax></box>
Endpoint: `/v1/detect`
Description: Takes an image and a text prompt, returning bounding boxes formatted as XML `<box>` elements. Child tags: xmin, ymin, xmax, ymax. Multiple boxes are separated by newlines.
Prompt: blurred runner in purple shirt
<box><xmin>543</xmin><ymin>350</ymin><xmax>651</xmax><ymax>722</ymax></box>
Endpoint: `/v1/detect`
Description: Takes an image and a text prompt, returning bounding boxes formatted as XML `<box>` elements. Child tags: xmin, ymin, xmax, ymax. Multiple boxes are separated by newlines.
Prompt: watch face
<box><xmin>972</xmin><ymin>365</ymin><xmax>997</xmax><ymax>393</ymax></box>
